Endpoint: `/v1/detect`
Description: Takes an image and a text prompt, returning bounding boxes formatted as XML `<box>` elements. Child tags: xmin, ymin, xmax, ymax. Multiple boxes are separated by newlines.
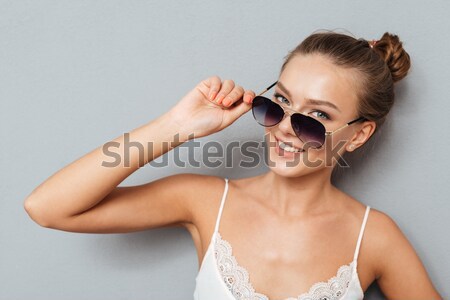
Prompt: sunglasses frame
<box><xmin>253</xmin><ymin>81</ymin><xmax>367</xmax><ymax>148</ymax></box>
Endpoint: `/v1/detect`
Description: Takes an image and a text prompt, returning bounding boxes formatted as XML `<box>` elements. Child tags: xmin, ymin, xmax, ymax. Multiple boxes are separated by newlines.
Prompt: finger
<box><xmin>207</xmin><ymin>75</ymin><xmax>222</xmax><ymax>101</ymax></box>
<box><xmin>214</xmin><ymin>79</ymin><xmax>235</xmax><ymax>104</ymax></box>
<box><xmin>243</xmin><ymin>90</ymin><xmax>256</xmax><ymax>104</ymax></box>
<box><xmin>222</xmin><ymin>85</ymin><xmax>245</xmax><ymax>107</ymax></box>
<box><xmin>222</xmin><ymin>97</ymin><xmax>253</xmax><ymax>125</ymax></box>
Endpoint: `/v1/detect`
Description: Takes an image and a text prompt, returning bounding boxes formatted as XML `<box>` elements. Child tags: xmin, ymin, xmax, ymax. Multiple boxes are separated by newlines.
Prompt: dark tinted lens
<box><xmin>291</xmin><ymin>114</ymin><xmax>326</xmax><ymax>148</ymax></box>
<box><xmin>252</xmin><ymin>96</ymin><xmax>284</xmax><ymax>127</ymax></box>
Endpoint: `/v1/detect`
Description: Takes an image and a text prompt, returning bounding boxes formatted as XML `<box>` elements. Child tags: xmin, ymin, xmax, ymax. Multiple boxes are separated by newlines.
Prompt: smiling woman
<box><xmin>24</xmin><ymin>30</ymin><xmax>442</xmax><ymax>300</ymax></box>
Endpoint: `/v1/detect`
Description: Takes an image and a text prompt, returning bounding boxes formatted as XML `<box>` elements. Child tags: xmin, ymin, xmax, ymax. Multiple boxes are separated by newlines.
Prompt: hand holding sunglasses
<box><xmin>166</xmin><ymin>76</ymin><xmax>256</xmax><ymax>140</ymax></box>
<box><xmin>251</xmin><ymin>81</ymin><xmax>367</xmax><ymax>149</ymax></box>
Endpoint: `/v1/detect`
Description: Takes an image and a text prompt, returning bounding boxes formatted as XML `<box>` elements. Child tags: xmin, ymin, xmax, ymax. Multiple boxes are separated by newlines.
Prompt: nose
<box><xmin>277</xmin><ymin>112</ymin><xmax>297</xmax><ymax>137</ymax></box>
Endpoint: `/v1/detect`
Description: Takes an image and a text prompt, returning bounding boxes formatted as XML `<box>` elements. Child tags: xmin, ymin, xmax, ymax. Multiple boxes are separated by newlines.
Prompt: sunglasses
<box><xmin>251</xmin><ymin>81</ymin><xmax>367</xmax><ymax>149</ymax></box>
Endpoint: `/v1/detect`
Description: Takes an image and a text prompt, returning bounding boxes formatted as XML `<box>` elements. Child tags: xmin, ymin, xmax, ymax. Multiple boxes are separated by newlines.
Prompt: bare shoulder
<box><xmin>168</xmin><ymin>171</ymin><xmax>226</xmax><ymax>199</ymax></box>
<box><xmin>171</xmin><ymin>173</ymin><xmax>228</xmax><ymax>226</ymax></box>
<box><xmin>171</xmin><ymin>173</ymin><xmax>230</xmax><ymax>257</ymax></box>
<box><xmin>166</xmin><ymin>172</ymin><xmax>224</xmax><ymax>194</ymax></box>
<box><xmin>362</xmin><ymin>207</ymin><xmax>442</xmax><ymax>298</ymax></box>
<box><xmin>355</xmin><ymin>207</ymin><xmax>405</xmax><ymax>275</ymax></box>
<box><xmin>361</xmin><ymin>207</ymin><xmax>409</xmax><ymax>275</ymax></box>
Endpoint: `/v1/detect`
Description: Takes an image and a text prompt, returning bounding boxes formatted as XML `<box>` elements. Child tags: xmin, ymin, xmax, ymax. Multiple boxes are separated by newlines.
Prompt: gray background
<box><xmin>1</xmin><ymin>0</ymin><xmax>449</xmax><ymax>299</ymax></box>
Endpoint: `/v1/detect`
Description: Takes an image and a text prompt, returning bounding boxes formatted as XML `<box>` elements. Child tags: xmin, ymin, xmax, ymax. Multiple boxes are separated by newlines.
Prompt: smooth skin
<box><xmin>24</xmin><ymin>54</ymin><xmax>442</xmax><ymax>299</ymax></box>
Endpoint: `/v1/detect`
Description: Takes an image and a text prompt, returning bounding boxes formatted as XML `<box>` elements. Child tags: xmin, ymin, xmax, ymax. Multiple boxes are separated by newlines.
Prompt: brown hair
<box><xmin>280</xmin><ymin>30</ymin><xmax>411</xmax><ymax>134</ymax></box>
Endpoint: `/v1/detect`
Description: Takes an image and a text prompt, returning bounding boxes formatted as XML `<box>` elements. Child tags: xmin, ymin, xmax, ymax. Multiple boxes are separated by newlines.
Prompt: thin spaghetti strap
<box><xmin>353</xmin><ymin>205</ymin><xmax>371</xmax><ymax>262</ymax></box>
<box><xmin>213</xmin><ymin>178</ymin><xmax>229</xmax><ymax>234</ymax></box>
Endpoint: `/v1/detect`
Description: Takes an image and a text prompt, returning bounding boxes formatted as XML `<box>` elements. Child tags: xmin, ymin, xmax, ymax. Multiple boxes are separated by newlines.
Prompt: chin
<box><xmin>268</xmin><ymin>164</ymin><xmax>307</xmax><ymax>178</ymax></box>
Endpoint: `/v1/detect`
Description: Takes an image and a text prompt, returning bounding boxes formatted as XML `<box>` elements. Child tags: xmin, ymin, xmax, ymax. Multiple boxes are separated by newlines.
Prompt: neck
<box><xmin>260</xmin><ymin>168</ymin><xmax>338</xmax><ymax>218</ymax></box>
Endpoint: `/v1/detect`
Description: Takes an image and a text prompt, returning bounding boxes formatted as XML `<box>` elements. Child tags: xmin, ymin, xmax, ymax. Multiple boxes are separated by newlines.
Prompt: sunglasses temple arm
<box><xmin>257</xmin><ymin>81</ymin><xmax>278</xmax><ymax>97</ymax></box>
<box><xmin>326</xmin><ymin>117</ymin><xmax>366</xmax><ymax>135</ymax></box>
<box><xmin>257</xmin><ymin>90</ymin><xmax>267</xmax><ymax>97</ymax></box>
<box><xmin>326</xmin><ymin>124</ymin><xmax>350</xmax><ymax>136</ymax></box>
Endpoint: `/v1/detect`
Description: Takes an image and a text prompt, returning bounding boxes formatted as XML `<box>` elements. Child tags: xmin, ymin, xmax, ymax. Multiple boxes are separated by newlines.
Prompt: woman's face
<box><xmin>265</xmin><ymin>53</ymin><xmax>364</xmax><ymax>177</ymax></box>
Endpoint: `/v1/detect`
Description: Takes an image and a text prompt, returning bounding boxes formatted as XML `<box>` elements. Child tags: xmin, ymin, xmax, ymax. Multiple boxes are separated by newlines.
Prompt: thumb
<box><xmin>221</xmin><ymin>90</ymin><xmax>256</xmax><ymax>127</ymax></box>
<box><xmin>222</xmin><ymin>97</ymin><xmax>253</xmax><ymax>125</ymax></box>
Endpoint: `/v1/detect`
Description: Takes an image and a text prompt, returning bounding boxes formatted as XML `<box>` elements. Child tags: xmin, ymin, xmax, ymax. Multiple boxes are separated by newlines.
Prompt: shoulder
<box><xmin>166</xmin><ymin>172</ymin><xmax>227</xmax><ymax>201</ymax></box>
<box><xmin>166</xmin><ymin>172</ymin><xmax>224</xmax><ymax>186</ymax></box>
<box><xmin>363</xmin><ymin>207</ymin><xmax>442</xmax><ymax>297</ymax></box>
<box><xmin>365</xmin><ymin>207</ymin><xmax>406</xmax><ymax>252</ymax></box>
<box><xmin>363</xmin><ymin>207</ymin><xmax>419</xmax><ymax>278</ymax></box>
<box><xmin>161</xmin><ymin>172</ymin><xmax>226</xmax><ymax>195</ymax></box>
<box><xmin>166</xmin><ymin>173</ymin><xmax>228</xmax><ymax>224</ymax></box>
<box><xmin>333</xmin><ymin>191</ymin><xmax>438</xmax><ymax>295</ymax></box>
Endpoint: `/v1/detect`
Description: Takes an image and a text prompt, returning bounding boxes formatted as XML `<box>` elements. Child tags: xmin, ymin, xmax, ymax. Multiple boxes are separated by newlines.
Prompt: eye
<box><xmin>273</xmin><ymin>93</ymin><xmax>290</xmax><ymax>105</ymax></box>
<box><xmin>310</xmin><ymin>110</ymin><xmax>330</xmax><ymax>120</ymax></box>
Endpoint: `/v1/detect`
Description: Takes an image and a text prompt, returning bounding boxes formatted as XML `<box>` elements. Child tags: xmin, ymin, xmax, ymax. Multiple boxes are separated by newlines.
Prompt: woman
<box><xmin>24</xmin><ymin>31</ymin><xmax>442</xmax><ymax>299</ymax></box>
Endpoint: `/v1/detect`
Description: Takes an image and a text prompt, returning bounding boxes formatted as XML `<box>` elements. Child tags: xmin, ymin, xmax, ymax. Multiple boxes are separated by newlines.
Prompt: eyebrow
<box><xmin>276</xmin><ymin>81</ymin><xmax>341</xmax><ymax>113</ymax></box>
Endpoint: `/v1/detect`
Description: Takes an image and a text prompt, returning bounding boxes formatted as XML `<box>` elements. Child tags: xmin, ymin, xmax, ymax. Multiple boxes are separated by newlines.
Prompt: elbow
<box><xmin>23</xmin><ymin>197</ymin><xmax>53</xmax><ymax>228</ymax></box>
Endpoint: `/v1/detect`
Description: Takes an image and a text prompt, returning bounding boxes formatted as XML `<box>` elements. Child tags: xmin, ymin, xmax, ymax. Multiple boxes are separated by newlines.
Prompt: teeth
<box><xmin>278</xmin><ymin>140</ymin><xmax>304</xmax><ymax>153</ymax></box>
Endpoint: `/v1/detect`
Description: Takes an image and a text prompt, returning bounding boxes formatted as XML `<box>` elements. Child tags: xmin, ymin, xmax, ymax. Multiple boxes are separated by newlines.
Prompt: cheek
<box><xmin>264</xmin><ymin>128</ymin><xmax>276</xmax><ymax>144</ymax></box>
<box><xmin>264</xmin><ymin>128</ymin><xmax>277</xmax><ymax>152</ymax></box>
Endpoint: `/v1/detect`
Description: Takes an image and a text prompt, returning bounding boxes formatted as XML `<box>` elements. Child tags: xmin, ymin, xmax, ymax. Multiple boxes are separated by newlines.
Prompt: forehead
<box><xmin>279</xmin><ymin>54</ymin><xmax>360</xmax><ymax>115</ymax></box>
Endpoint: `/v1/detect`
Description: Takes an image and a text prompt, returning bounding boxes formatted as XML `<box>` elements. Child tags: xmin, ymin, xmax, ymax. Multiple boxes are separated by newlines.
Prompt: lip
<box><xmin>274</xmin><ymin>136</ymin><xmax>304</xmax><ymax>157</ymax></box>
<box><xmin>274</xmin><ymin>135</ymin><xmax>305</xmax><ymax>152</ymax></box>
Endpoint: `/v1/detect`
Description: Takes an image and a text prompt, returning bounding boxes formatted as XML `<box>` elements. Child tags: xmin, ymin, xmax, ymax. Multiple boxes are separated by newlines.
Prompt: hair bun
<box><xmin>372</xmin><ymin>32</ymin><xmax>411</xmax><ymax>83</ymax></box>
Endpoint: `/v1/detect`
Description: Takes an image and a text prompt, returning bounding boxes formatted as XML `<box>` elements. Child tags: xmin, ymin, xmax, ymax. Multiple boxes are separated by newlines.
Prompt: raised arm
<box><xmin>23</xmin><ymin>76</ymin><xmax>255</xmax><ymax>233</ymax></box>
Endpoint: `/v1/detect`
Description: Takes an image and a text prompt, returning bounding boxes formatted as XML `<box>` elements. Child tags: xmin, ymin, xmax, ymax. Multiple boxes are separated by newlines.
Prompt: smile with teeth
<box><xmin>277</xmin><ymin>140</ymin><xmax>305</xmax><ymax>153</ymax></box>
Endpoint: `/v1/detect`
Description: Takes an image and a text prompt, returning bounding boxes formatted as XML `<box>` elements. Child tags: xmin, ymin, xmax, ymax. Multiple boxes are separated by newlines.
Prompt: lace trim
<box><xmin>214</xmin><ymin>232</ymin><xmax>354</xmax><ymax>300</ymax></box>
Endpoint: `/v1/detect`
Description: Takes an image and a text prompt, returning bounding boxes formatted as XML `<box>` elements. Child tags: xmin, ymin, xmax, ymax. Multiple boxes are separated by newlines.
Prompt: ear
<box><xmin>346</xmin><ymin>120</ymin><xmax>377</xmax><ymax>152</ymax></box>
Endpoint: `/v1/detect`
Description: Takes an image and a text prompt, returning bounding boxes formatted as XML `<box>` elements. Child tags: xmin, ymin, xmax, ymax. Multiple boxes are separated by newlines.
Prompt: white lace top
<box><xmin>194</xmin><ymin>178</ymin><xmax>370</xmax><ymax>300</ymax></box>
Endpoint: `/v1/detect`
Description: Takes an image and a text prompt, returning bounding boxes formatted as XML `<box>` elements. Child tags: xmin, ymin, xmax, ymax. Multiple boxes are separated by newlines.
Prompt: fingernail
<box><xmin>209</xmin><ymin>91</ymin><xmax>216</xmax><ymax>101</ymax></box>
<box><xmin>222</xmin><ymin>98</ymin><xmax>231</xmax><ymax>106</ymax></box>
<box><xmin>244</xmin><ymin>95</ymin><xmax>250</xmax><ymax>103</ymax></box>
<box><xmin>216</xmin><ymin>94</ymin><xmax>224</xmax><ymax>104</ymax></box>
